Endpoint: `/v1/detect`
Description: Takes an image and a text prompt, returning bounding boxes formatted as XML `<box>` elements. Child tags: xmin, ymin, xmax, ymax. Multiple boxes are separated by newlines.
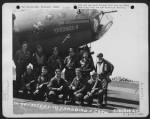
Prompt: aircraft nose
<box><xmin>92</xmin><ymin>12</ymin><xmax>113</xmax><ymax>40</ymax></box>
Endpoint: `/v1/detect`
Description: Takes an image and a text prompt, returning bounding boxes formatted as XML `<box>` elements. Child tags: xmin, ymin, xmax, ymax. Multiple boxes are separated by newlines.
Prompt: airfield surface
<box><xmin>13</xmin><ymin>80</ymin><xmax>139</xmax><ymax>114</ymax></box>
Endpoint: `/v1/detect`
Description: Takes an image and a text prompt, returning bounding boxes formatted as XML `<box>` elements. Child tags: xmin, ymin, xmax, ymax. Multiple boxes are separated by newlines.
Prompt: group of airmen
<box><xmin>14</xmin><ymin>41</ymin><xmax>114</xmax><ymax>108</ymax></box>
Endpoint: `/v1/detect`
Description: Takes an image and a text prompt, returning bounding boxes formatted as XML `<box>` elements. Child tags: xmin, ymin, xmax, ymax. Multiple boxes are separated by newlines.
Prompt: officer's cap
<box><xmin>97</xmin><ymin>53</ymin><xmax>103</xmax><ymax>58</ymax></box>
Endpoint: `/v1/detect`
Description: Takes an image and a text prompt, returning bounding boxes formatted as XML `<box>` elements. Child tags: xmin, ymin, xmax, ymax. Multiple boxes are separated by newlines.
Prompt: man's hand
<box><xmin>74</xmin><ymin>92</ymin><xmax>77</xmax><ymax>95</ymax></box>
<box><xmin>26</xmin><ymin>83</ymin><xmax>30</xmax><ymax>89</ymax></box>
<box><xmin>57</xmin><ymin>86</ymin><xmax>63</xmax><ymax>91</ymax></box>
<box><xmin>71</xmin><ymin>86</ymin><xmax>76</xmax><ymax>90</ymax></box>
<box><xmin>39</xmin><ymin>84</ymin><xmax>43</xmax><ymax>88</ymax></box>
<box><xmin>34</xmin><ymin>89</ymin><xmax>39</xmax><ymax>94</ymax></box>
<box><xmin>87</xmin><ymin>92</ymin><xmax>91</xmax><ymax>96</ymax></box>
<box><xmin>91</xmin><ymin>89</ymin><xmax>96</xmax><ymax>94</ymax></box>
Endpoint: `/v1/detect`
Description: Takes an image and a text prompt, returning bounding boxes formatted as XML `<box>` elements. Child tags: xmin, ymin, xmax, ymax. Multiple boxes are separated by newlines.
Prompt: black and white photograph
<box><xmin>2</xmin><ymin>3</ymin><xmax>149</xmax><ymax>117</ymax></box>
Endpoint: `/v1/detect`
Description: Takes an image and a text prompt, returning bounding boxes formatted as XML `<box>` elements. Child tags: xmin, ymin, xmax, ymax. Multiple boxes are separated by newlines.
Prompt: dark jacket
<box><xmin>21</xmin><ymin>72</ymin><xmax>36</xmax><ymax>91</ymax></box>
<box><xmin>32</xmin><ymin>52</ymin><xmax>47</xmax><ymax>67</ymax></box>
<box><xmin>47</xmin><ymin>77</ymin><xmax>67</xmax><ymax>91</ymax></box>
<box><xmin>36</xmin><ymin>74</ymin><xmax>50</xmax><ymax>89</ymax></box>
<box><xmin>86</xmin><ymin>78</ymin><xmax>106</xmax><ymax>94</ymax></box>
<box><xmin>47</xmin><ymin>55</ymin><xmax>63</xmax><ymax>71</ymax></box>
<box><xmin>22</xmin><ymin>72</ymin><xmax>35</xmax><ymax>84</ymax></box>
<box><xmin>64</xmin><ymin>55</ymin><xmax>79</xmax><ymax>70</ymax></box>
<box><xmin>14</xmin><ymin>49</ymin><xmax>31</xmax><ymax>67</ymax></box>
<box><xmin>70</xmin><ymin>76</ymin><xmax>86</xmax><ymax>93</ymax></box>
<box><xmin>80</xmin><ymin>57</ymin><xmax>95</xmax><ymax>73</ymax></box>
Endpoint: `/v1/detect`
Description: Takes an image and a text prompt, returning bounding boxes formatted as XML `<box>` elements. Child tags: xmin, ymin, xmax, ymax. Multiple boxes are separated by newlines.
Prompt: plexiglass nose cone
<box><xmin>92</xmin><ymin>12</ymin><xmax>113</xmax><ymax>40</ymax></box>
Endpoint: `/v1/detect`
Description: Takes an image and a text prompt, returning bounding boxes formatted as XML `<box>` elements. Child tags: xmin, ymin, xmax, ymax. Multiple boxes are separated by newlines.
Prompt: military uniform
<box><xmin>33</xmin><ymin>74</ymin><xmax>49</xmax><ymax>100</ymax></box>
<box><xmin>96</xmin><ymin>53</ymin><xmax>114</xmax><ymax>105</ymax></box>
<box><xmin>14</xmin><ymin>49</ymin><xmax>31</xmax><ymax>92</ymax></box>
<box><xmin>21</xmin><ymin>72</ymin><xmax>36</xmax><ymax>98</ymax></box>
<box><xmin>96</xmin><ymin>59</ymin><xmax>114</xmax><ymax>78</ymax></box>
<box><xmin>47</xmin><ymin>77</ymin><xmax>68</xmax><ymax>102</ymax></box>
<box><xmin>80</xmin><ymin>57</ymin><xmax>95</xmax><ymax>80</ymax></box>
<box><xmin>83</xmin><ymin>77</ymin><xmax>105</xmax><ymax>106</ymax></box>
<box><xmin>64</xmin><ymin>55</ymin><xmax>78</xmax><ymax>83</ymax></box>
<box><xmin>68</xmin><ymin>76</ymin><xmax>86</xmax><ymax>103</ymax></box>
<box><xmin>47</xmin><ymin>55</ymin><xmax>62</xmax><ymax>79</ymax></box>
<box><xmin>32</xmin><ymin>52</ymin><xmax>47</xmax><ymax>77</ymax></box>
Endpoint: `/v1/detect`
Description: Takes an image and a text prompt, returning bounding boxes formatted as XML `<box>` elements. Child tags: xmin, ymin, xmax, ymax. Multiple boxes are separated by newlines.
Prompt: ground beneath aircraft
<box><xmin>13</xmin><ymin>80</ymin><xmax>139</xmax><ymax>114</ymax></box>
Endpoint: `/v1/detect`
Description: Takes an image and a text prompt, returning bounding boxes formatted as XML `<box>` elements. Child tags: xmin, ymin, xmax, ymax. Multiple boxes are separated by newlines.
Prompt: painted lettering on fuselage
<box><xmin>54</xmin><ymin>25</ymin><xmax>79</xmax><ymax>33</ymax></box>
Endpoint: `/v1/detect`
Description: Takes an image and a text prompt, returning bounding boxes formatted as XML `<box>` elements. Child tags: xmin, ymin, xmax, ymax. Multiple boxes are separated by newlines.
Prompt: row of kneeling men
<box><xmin>16</xmin><ymin>64</ymin><xmax>109</xmax><ymax>108</ymax></box>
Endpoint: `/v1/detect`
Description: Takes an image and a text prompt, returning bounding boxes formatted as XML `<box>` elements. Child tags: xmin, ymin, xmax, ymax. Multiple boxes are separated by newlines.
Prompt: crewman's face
<box><xmin>76</xmin><ymin>71</ymin><xmax>81</xmax><ymax>78</ymax></box>
<box><xmin>98</xmin><ymin>57</ymin><xmax>103</xmax><ymax>62</ymax></box>
<box><xmin>69</xmin><ymin>51</ymin><xmax>74</xmax><ymax>56</ymax></box>
<box><xmin>37</xmin><ymin>47</ymin><xmax>43</xmax><ymax>53</ymax></box>
<box><xmin>83</xmin><ymin>53</ymin><xmax>88</xmax><ymax>60</ymax></box>
<box><xmin>22</xmin><ymin>43</ymin><xmax>28</xmax><ymax>51</ymax></box>
<box><xmin>53</xmin><ymin>49</ymin><xmax>59</xmax><ymax>56</ymax></box>
<box><xmin>27</xmin><ymin>68</ymin><xmax>32</xmax><ymax>75</ymax></box>
<box><xmin>92</xmin><ymin>74</ymin><xmax>97</xmax><ymax>80</ymax></box>
<box><xmin>56</xmin><ymin>71</ymin><xmax>61</xmax><ymax>78</ymax></box>
<box><xmin>80</xmin><ymin>49</ymin><xmax>84</xmax><ymax>55</ymax></box>
<box><xmin>41</xmin><ymin>69</ymin><xmax>48</xmax><ymax>75</ymax></box>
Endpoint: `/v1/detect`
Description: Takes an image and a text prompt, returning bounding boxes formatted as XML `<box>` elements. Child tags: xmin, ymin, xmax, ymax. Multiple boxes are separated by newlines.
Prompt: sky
<box><xmin>91</xmin><ymin>4</ymin><xmax>148</xmax><ymax>81</ymax></box>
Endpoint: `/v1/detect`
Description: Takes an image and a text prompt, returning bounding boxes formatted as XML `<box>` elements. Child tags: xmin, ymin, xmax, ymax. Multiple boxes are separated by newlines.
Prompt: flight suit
<box><xmin>68</xmin><ymin>76</ymin><xmax>86</xmax><ymax>103</ymax></box>
<box><xmin>14</xmin><ymin>49</ymin><xmax>31</xmax><ymax>92</ymax></box>
<box><xmin>47</xmin><ymin>77</ymin><xmax>68</xmax><ymax>102</ymax></box>
<box><xmin>64</xmin><ymin>55</ymin><xmax>79</xmax><ymax>84</ymax></box>
<box><xmin>83</xmin><ymin>78</ymin><xmax>105</xmax><ymax>106</ymax></box>
<box><xmin>33</xmin><ymin>74</ymin><xmax>49</xmax><ymax>100</ymax></box>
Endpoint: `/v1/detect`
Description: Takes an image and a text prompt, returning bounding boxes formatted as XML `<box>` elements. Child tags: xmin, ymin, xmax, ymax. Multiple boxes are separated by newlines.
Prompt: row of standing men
<box><xmin>14</xmin><ymin>41</ymin><xmax>114</xmax><ymax>108</ymax></box>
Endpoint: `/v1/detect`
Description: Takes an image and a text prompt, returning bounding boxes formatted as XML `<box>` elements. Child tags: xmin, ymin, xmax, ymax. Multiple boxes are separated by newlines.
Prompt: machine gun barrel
<box><xmin>103</xmin><ymin>10</ymin><xmax>118</xmax><ymax>14</ymax></box>
<box><xmin>94</xmin><ymin>10</ymin><xmax>117</xmax><ymax>18</ymax></box>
